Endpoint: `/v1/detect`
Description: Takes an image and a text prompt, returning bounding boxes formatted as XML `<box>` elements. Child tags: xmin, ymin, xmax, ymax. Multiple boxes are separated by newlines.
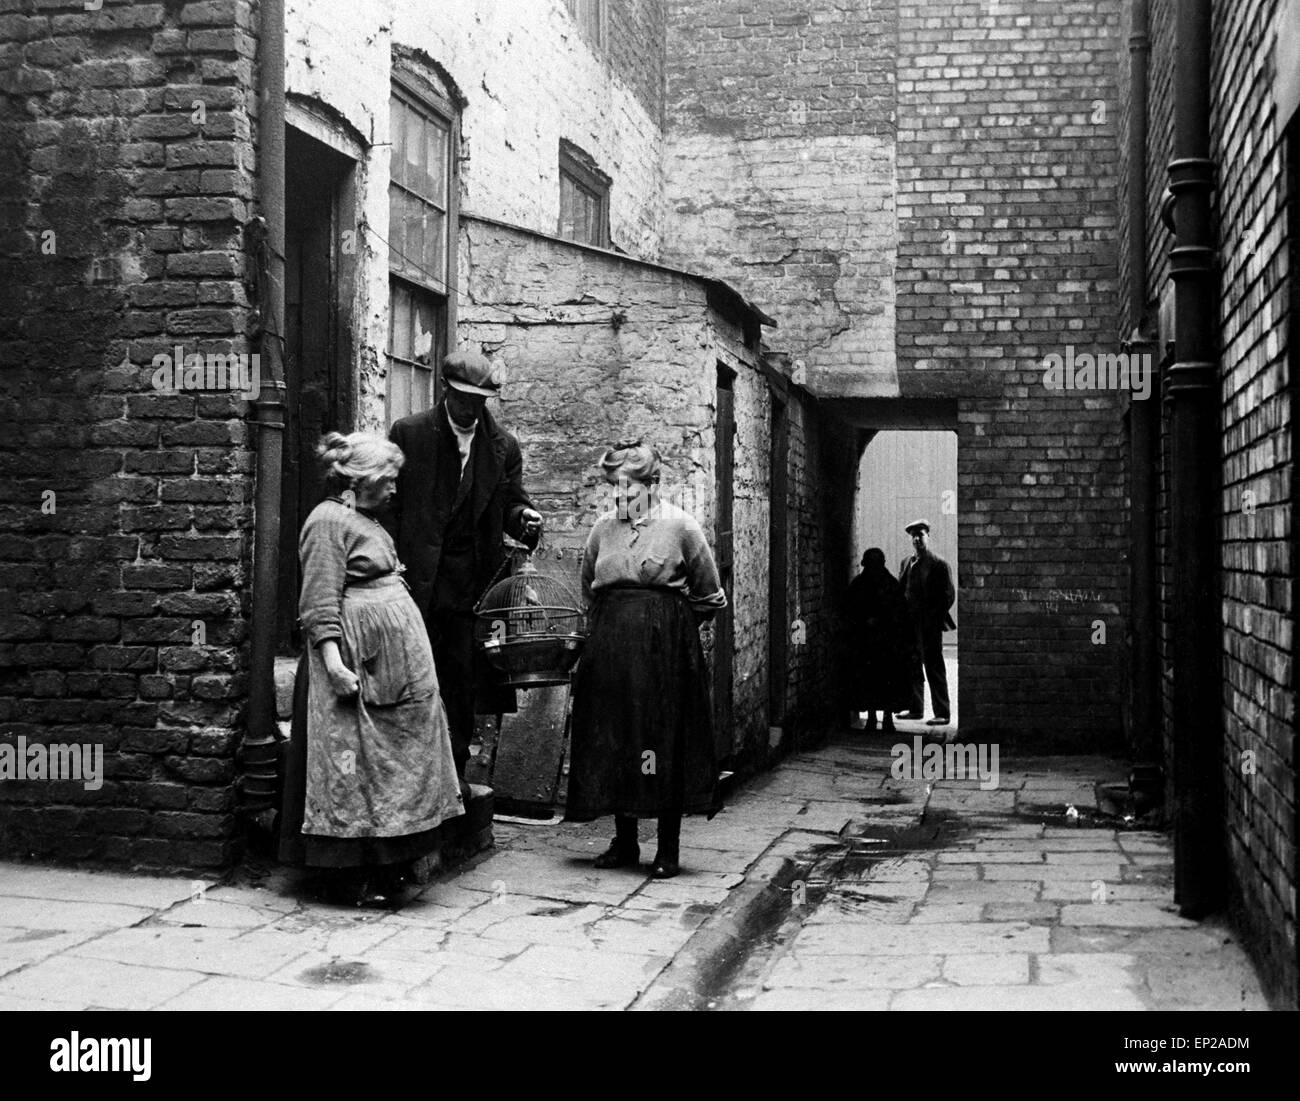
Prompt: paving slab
<box><xmin>943</xmin><ymin>953</ymin><xmax>1031</xmax><ymax>985</ymax></box>
<box><xmin>0</xmin><ymin>954</ymin><xmax>206</xmax><ymax>1010</ymax></box>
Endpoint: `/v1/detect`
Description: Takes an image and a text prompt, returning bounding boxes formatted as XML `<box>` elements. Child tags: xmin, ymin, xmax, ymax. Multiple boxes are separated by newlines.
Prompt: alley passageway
<box><xmin>0</xmin><ymin>727</ymin><xmax>1266</xmax><ymax>1011</ymax></box>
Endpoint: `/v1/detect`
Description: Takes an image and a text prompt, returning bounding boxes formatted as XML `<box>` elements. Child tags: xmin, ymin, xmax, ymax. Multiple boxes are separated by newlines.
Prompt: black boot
<box><xmin>650</xmin><ymin>813</ymin><xmax>681</xmax><ymax>878</ymax></box>
<box><xmin>593</xmin><ymin>814</ymin><xmax>640</xmax><ymax>869</ymax></box>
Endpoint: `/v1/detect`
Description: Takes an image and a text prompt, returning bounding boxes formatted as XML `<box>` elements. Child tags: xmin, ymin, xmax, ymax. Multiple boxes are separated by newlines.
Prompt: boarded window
<box><xmin>558</xmin><ymin>144</ymin><xmax>610</xmax><ymax>248</ymax></box>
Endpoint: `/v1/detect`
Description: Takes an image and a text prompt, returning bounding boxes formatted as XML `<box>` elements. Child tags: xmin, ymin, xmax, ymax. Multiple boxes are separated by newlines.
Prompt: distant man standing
<box><xmin>386</xmin><ymin>350</ymin><xmax>543</xmax><ymax>777</ymax></box>
<box><xmin>896</xmin><ymin>519</ymin><xmax>956</xmax><ymax>726</ymax></box>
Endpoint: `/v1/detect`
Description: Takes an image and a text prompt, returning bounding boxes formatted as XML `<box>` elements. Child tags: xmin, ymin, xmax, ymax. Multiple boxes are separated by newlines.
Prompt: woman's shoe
<box><xmin>593</xmin><ymin>840</ymin><xmax>640</xmax><ymax>869</ymax></box>
<box><xmin>649</xmin><ymin>854</ymin><xmax>680</xmax><ymax>879</ymax></box>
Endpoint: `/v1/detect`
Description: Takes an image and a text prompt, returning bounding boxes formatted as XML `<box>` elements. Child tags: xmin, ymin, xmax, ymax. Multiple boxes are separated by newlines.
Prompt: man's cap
<box><xmin>904</xmin><ymin>518</ymin><xmax>931</xmax><ymax>535</ymax></box>
<box><xmin>443</xmin><ymin>350</ymin><xmax>500</xmax><ymax>396</ymax></box>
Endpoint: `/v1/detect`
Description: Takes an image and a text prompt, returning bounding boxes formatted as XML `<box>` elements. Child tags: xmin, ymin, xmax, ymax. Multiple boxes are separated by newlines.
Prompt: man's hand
<box><xmin>520</xmin><ymin>508</ymin><xmax>543</xmax><ymax>539</ymax></box>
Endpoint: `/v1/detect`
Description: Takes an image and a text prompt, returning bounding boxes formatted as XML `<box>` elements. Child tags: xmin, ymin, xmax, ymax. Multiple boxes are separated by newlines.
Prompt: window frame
<box><xmin>558</xmin><ymin>141</ymin><xmax>612</xmax><ymax>249</ymax></box>
<box><xmin>386</xmin><ymin>74</ymin><xmax>459</xmax><ymax>421</ymax></box>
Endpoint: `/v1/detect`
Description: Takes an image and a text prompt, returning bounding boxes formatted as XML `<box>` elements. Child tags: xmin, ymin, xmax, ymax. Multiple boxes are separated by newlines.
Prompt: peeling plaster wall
<box><xmin>661</xmin><ymin>1</ymin><xmax>899</xmax><ymax>397</ymax></box>
<box><xmin>284</xmin><ymin>0</ymin><xmax>670</xmax><ymax>427</ymax></box>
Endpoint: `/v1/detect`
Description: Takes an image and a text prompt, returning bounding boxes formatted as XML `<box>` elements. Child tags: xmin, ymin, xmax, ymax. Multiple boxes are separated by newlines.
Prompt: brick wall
<box><xmin>0</xmin><ymin>0</ymin><xmax>259</xmax><ymax>869</ymax></box>
<box><xmin>1120</xmin><ymin>0</ymin><xmax>1297</xmax><ymax>1007</ymax></box>
<box><xmin>1211</xmin><ymin>0</ymin><xmax>1294</xmax><ymax>1006</ymax></box>
<box><xmin>661</xmin><ymin>0</ymin><xmax>898</xmax><ymax>394</ymax></box>
<box><xmin>896</xmin><ymin>0</ymin><xmax>1127</xmax><ymax>748</ymax></box>
<box><xmin>663</xmin><ymin>0</ymin><xmax>1128</xmax><ymax>746</ymax></box>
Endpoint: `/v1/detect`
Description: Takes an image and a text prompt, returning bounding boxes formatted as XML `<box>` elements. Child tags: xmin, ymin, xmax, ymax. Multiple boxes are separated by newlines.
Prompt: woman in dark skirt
<box><xmin>843</xmin><ymin>547</ymin><xmax>912</xmax><ymax>733</ymax></box>
<box><xmin>279</xmin><ymin>432</ymin><xmax>463</xmax><ymax>906</ymax></box>
<box><xmin>566</xmin><ymin>440</ymin><xmax>726</xmax><ymax>879</ymax></box>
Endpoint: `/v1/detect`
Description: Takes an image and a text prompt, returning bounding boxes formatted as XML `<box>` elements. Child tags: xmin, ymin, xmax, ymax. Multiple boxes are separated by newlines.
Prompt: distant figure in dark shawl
<box><xmin>844</xmin><ymin>547</ymin><xmax>911</xmax><ymax>733</ymax></box>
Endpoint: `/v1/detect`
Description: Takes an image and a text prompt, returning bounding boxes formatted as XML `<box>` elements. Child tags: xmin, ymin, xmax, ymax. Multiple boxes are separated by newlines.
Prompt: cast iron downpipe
<box><xmin>1126</xmin><ymin>0</ymin><xmax>1161</xmax><ymax>796</ymax></box>
<box><xmin>242</xmin><ymin>0</ymin><xmax>287</xmax><ymax>829</ymax></box>
<box><xmin>1167</xmin><ymin>0</ymin><xmax>1223</xmax><ymax>917</ymax></box>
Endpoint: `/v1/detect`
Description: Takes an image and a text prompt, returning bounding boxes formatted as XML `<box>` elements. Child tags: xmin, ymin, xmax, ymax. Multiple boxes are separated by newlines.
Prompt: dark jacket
<box><xmin>385</xmin><ymin>402</ymin><xmax>538</xmax><ymax>617</ymax></box>
<box><xmin>898</xmin><ymin>551</ymin><xmax>957</xmax><ymax>633</ymax></box>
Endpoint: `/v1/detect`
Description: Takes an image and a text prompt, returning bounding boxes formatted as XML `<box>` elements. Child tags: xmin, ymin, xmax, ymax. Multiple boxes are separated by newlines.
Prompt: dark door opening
<box><xmin>713</xmin><ymin>365</ymin><xmax>736</xmax><ymax>763</ymax></box>
<box><xmin>853</xmin><ymin>426</ymin><xmax>960</xmax><ymax>730</ymax></box>
<box><xmin>768</xmin><ymin>391</ymin><xmax>789</xmax><ymax>738</ymax></box>
<box><xmin>279</xmin><ymin>126</ymin><xmax>356</xmax><ymax>650</ymax></box>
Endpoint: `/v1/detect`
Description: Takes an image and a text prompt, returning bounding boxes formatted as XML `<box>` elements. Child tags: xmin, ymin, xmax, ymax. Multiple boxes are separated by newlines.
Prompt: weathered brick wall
<box><xmin>0</xmin><ymin>0</ymin><xmax>258</xmax><ymax>869</ymax></box>
<box><xmin>661</xmin><ymin>0</ymin><xmax>1128</xmax><ymax>746</ymax></box>
<box><xmin>781</xmin><ymin>393</ymin><xmax>856</xmax><ymax>741</ymax></box>
<box><xmin>718</xmin><ymin>320</ymin><xmax>771</xmax><ymax>757</ymax></box>
<box><xmin>455</xmin><ymin>217</ymin><xmax>762</xmax><ymax>753</ymax></box>
<box><xmin>660</xmin><ymin>0</ymin><xmax>898</xmax><ymax>394</ymax></box>
<box><xmin>1121</xmin><ymin>0</ymin><xmax>1296</xmax><ymax>1006</ymax></box>
<box><xmin>896</xmin><ymin>0</ymin><xmax>1127</xmax><ymax>748</ymax></box>
<box><xmin>455</xmin><ymin>217</ymin><xmax>843</xmax><ymax>765</ymax></box>
<box><xmin>1210</xmin><ymin>0</ymin><xmax>1295</xmax><ymax>1006</ymax></box>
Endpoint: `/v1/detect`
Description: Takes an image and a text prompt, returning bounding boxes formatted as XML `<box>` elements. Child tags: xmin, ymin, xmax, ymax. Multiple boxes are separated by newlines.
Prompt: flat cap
<box><xmin>443</xmin><ymin>350</ymin><xmax>500</xmax><ymax>396</ymax></box>
<box><xmin>904</xmin><ymin>518</ymin><xmax>931</xmax><ymax>534</ymax></box>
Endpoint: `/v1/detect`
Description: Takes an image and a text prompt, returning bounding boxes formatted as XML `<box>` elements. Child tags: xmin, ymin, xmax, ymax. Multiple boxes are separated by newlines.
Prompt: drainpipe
<box><xmin>1166</xmin><ymin>0</ymin><xmax>1222</xmax><ymax>917</ymax></box>
<box><xmin>1126</xmin><ymin>0</ymin><xmax>1161</xmax><ymax>801</ymax></box>
<box><xmin>242</xmin><ymin>0</ymin><xmax>287</xmax><ymax>829</ymax></box>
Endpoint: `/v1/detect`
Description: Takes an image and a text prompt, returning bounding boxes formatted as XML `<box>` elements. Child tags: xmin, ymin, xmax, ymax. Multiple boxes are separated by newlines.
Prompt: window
<box><xmin>387</xmin><ymin>279</ymin><xmax>443</xmax><ymax>424</ymax></box>
<box><xmin>387</xmin><ymin>82</ymin><xmax>455</xmax><ymax>421</ymax></box>
<box><xmin>564</xmin><ymin>0</ymin><xmax>605</xmax><ymax>50</ymax></box>
<box><xmin>558</xmin><ymin>142</ymin><xmax>611</xmax><ymax>248</ymax></box>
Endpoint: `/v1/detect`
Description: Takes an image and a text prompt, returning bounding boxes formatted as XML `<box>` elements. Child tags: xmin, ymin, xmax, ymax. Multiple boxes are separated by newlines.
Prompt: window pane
<box><xmin>402</xmin><ymin>190</ymin><xmax>424</xmax><ymax>276</ymax></box>
<box><xmin>426</xmin><ymin>117</ymin><xmax>448</xmax><ymax>205</ymax></box>
<box><xmin>411</xmin><ymin>293</ymin><xmax>436</xmax><ymax>365</ymax></box>
<box><xmin>390</xmin><ymin>281</ymin><xmax>412</xmax><ymax>360</ymax></box>
<box><xmin>387</xmin><ymin>184</ymin><xmax>405</xmax><ymax>270</ymax></box>
<box><xmin>405</xmin><ymin>108</ymin><xmax>426</xmax><ymax>195</ymax></box>
<box><xmin>390</xmin><ymin>97</ymin><xmax>407</xmax><ymax>189</ymax></box>
<box><xmin>429</xmin><ymin>209</ymin><xmax>445</xmax><ymax>276</ymax></box>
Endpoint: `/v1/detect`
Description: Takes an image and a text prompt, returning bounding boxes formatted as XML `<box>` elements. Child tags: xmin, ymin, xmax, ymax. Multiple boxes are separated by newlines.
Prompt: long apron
<box><xmin>565</xmin><ymin>586</ymin><xmax>719</xmax><ymax>821</ymax></box>
<box><xmin>279</xmin><ymin>573</ymin><xmax>463</xmax><ymax>867</ymax></box>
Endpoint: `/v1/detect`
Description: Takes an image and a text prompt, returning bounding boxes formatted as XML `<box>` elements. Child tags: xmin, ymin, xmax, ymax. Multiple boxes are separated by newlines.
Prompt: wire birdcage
<box><xmin>474</xmin><ymin>557</ymin><xmax>586</xmax><ymax>688</ymax></box>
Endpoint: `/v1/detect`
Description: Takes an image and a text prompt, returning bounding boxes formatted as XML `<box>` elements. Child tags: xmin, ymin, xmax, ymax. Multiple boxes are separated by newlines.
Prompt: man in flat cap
<box><xmin>896</xmin><ymin>519</ymin><xmax>956</xmax><ymax>726</ymax></box>
<box><xmin>386</xmin><ymin>349</ymin><xmax>543</xmax><ymax>776</ymax></box>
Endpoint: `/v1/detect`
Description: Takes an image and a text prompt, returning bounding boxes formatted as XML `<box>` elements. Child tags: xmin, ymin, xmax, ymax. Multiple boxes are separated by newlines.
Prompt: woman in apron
<box><xmin>279</xmin><ymin>432</ymin><xmax>463</xmax><ymax>906</ymax></box>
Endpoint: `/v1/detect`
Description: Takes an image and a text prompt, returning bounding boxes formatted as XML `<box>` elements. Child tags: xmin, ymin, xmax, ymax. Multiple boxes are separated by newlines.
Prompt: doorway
<box><xmin>853</xmin><ymin>427</ymin><xmax>960</xmax><ymax>729</ymax></box>
<box><xmin>279</xmin><ymin>126</ymin><xmax>357</xmax><ymax>649</ymax></box>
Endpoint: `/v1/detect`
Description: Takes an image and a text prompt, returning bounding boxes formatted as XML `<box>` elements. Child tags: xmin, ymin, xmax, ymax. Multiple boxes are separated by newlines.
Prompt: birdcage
<box><xmin>474</xmin><ymin>557</ymin><xmax>586</xmax><ymax>688</ymax></box>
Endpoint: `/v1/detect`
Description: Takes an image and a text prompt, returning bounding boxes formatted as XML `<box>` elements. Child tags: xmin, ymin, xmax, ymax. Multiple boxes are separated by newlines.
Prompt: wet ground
<box><xmin>0</xmin><ymin>725</ymin><xmax>1271</xmax><ymax>1011</ymax></box>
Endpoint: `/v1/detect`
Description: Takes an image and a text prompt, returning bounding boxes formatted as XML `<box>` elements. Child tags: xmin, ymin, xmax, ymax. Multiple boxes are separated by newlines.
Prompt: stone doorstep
<box><xmin>408</xmin><ymin>785</ymin><xmax>495</xmax><ymax>884</ymax></box>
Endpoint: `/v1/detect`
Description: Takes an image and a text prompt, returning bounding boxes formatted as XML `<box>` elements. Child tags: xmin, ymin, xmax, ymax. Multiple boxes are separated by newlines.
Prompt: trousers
<box><xmin>907</xmin><ymin>617</ymin><xmax>951</xmax><ymax>719</ymax></box>
<box><xmin>428</xmin><ymin>608</ymin><xmax>475</xmax><ymax>776</ymax></box>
